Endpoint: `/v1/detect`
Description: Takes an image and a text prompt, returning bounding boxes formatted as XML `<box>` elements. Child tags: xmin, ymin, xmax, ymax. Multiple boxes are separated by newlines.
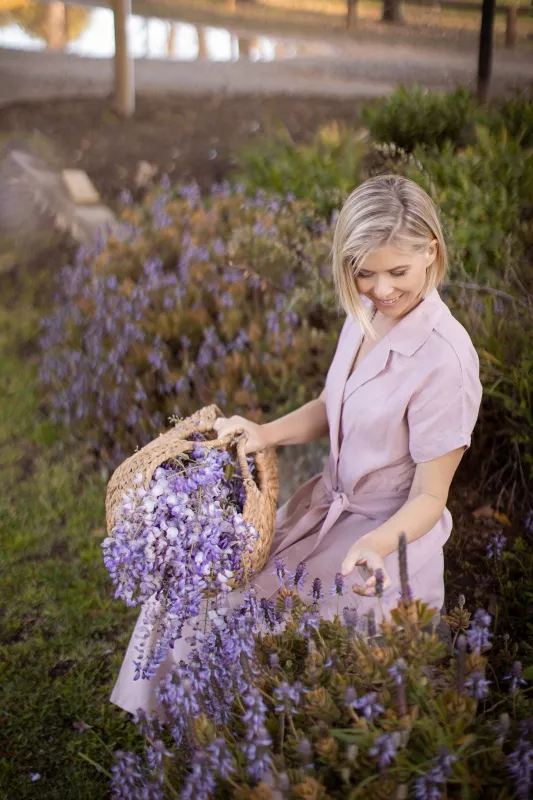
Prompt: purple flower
<box><xmin>374</xmin><ymin>567</ymin><xmax>384</xmax><ymax>597</ymax></box>
<box><xmin>273</xmin><ymin>681</ymin><xmax>302</xmax><ymax>714</ymax></box>
<box><xmin>507</xmin><ymin>721</ymin><xmax>533</xmax><ymax>800</ymax></box>
<box><xmin>273</xmin><ymin>557</ymin><xmax>287</xmax><ymax>588</ymax></box>
<box><xmin>388</xmin><ymin>658</ymin><xmax>408</xmax><ymax>686</ymax></box>
<box><xmin>368</xmin><ymin>732</ymin><xmax>398</xmax><ymax>771</ymax></box>
<box><xmin>292</xmin><ymin>561</ymin><xmax>309</xmax><ymax>591</ymax></box>
<box><xmin>525</xmin><ymin>510</ymin><xmax>533</xmax><ymax>536</ymax></box>
<box><xmin>329</xmin><ymin>572</ymin><xmax>345</xmax><ymax>597</ymax></box>
<box><xmin>466</xmin><ymin>608</ymin><xmax>492</xmax><ymax>654</ymax></box>
<box><xmin>503</xmin><ymin>662</ymin><xmax>528</xmax><ymax>694</ymax></box>
<box><xmin>310</xmin><ymin>577</ymin><xmax>324</xmax><ymax>604</ymax></box>
<box><xmin>465</xmin><ymin>669</ymin><xmax>491</xmax><ymax>701</ymax></box>
<box><xmin>352</xmin><ymin>691</ymin><xmax>385</xmax><ymax>722</ymax></box>
<box><xmin>413</xmin><ymin>748</ymin><xmax>458</xmax><ymax>800</ymax></box>
<box><xmin>486</xmin><ymin>530</ymin><xmax>507</xmax><ymax>559</ymax></box>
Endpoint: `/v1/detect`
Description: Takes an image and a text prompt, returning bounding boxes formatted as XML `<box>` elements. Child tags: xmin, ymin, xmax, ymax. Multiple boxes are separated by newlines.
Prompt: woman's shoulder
<box><xmin>432</xmin><ymin>304</ymin><xmax>479</xmax><ymax>369</ymax></box>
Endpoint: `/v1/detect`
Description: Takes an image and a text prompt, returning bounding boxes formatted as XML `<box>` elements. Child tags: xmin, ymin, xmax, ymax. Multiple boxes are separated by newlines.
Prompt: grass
<box><xmin>0</xmin><ymin>248</ymin><xmax>141</xmax><ymax>799</ymax></box>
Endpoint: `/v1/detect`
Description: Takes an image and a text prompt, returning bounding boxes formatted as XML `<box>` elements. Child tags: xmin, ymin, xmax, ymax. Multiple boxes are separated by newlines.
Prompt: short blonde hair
<box><xmin>331</xmin><ymin>175</ymin><xmax>447</xmax><ymax>336</ymax></box>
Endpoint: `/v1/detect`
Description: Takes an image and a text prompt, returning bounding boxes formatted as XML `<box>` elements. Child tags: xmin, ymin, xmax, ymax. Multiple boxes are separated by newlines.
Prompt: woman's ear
<box><xmin>426</xmin><ymin>239</ymin><xmax>438</xmax><ymax>267</ymax></box>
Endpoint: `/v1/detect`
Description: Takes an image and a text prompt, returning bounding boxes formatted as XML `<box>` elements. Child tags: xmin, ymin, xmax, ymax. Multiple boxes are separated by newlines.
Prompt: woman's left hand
<box><xmin>341</xmin><ymin>541</ymin><xmax>392</xmax><ymax>597</ymax></box>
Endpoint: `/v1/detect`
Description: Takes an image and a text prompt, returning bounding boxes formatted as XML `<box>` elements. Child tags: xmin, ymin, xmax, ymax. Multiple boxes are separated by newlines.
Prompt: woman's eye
<box><xmin>391</xmin><ymin>271</ymin><xmax>408</xmax><ymax>277</ymax></box>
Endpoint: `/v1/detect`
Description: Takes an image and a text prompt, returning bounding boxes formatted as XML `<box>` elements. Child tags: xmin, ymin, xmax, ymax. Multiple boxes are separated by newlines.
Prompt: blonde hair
<box><xmin>331</xmin><ymin>175</ymin><xmax>447</xmax><ymax>336</ymax></box>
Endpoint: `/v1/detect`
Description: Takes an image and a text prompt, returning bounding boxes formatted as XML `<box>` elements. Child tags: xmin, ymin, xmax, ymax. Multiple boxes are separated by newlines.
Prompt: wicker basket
<box><xmin>105</xmin><ymin>404</ymin><xmax>279</xmax><ymax>587</ymax></box>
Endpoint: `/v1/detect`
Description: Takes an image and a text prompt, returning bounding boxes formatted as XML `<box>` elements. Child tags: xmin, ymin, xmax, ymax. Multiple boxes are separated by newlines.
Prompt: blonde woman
<box><xmin>111</xmin><ymin>174</ymin><xmax>482</xmax><ymax>716</ymax></box>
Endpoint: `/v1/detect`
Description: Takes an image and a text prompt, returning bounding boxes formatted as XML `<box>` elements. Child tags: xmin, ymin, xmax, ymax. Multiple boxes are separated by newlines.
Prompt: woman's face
<box><xmin>355</xmin><ymin>241</ymin><xmax>438</xmax><ymax>320</ymax></box>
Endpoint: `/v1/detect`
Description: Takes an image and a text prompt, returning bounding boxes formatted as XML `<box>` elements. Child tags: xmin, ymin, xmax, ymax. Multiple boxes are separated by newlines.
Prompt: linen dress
<box><xmin>110</xmin><ymin>288</ymin><xmax>483</xmax><ymax>716</ymax></box>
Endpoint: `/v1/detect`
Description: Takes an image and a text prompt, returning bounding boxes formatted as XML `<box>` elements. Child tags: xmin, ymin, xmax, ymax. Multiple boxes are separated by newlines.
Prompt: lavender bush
<box><xmin>40</xmin><ymin>182</ymin><xmax>339</xmax><ymax>467</ymax></box>
<box><xmin>109</xmin><ymin>536</ymin><xmax>533</xmax><ymax>799</ymax></box>
<box><xmin>103</xmin><ymin>432</ymin><xmax>259</xmax><ymax>681</ymax></box>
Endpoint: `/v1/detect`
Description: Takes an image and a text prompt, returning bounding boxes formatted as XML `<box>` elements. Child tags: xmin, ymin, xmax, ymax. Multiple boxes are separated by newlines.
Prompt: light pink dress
<box><xmin>110</xmin><ymin>288</ymin><xmax>482</xmax><ymax>715</ymax></box>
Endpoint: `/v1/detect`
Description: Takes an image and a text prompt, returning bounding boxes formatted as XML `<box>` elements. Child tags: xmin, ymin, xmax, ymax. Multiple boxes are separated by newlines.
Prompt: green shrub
<box><xmin>489</xmin><ymin>90</ymin><xmax>533</xmax><ymax>149</ymax></box>
<box><xmin>361</xmin><ymin>85</ymin><xmax>479</xmax><ymax>151</ymax></box>
<box><xmin>403</xmin><ymin>125</ymin><xmax>533</xmax><ymax>287</ymax></box>
<box><xmin>235</xmin><ymin>121</ymin><xmax>368</xmax><ymax>220</ymax></box>
<box><xmin>40</xmin><ymin>183</ymin><xmax>340</xmax><ymax>466</ymax></box>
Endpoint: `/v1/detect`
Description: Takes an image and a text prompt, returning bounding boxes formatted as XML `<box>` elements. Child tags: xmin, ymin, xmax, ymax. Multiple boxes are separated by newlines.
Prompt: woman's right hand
<box><xmin>213</xmin><ymin>415</ymin><xmax>271</xmax><ymax>455</ymax></box>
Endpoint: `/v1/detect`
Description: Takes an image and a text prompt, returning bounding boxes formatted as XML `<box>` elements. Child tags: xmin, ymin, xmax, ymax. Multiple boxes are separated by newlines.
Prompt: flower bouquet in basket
<box><xmin>103</xmin><ymin>404</ymin><xmax>278</xmax><ymax>680</ymax></box>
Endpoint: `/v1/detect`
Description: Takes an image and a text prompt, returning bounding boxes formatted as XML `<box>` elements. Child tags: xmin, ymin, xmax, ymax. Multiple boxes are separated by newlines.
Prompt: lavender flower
<box><xmin>329</xmin><ymin>572</ymin><xmax>345</xmax><ymax>597</ymax></box>
<box><xmin>110</xmin><ymin>750</ymin><xmax>164</xmax><ymax>800</ymax></box>
<box><xmin>298</xmin><ymin>737</ymin><xmax>314</xmax><ymax>771</ymax></box>
<box><xmin>310</xmin><ymin>577</ymin><xmax>324</xmax><ymax>604</ymax></box>
<box><xmin>374</xmin><ymin>567</ymin><xmax>384</xmax><ymax>597</ymax></box>
<box><xmin>465</xmin><ymin>669</ymin><xmax>491</xmax><ymax>701</ymax></box>
<box><xmin>466</xmin><ymin>608</ymin><xmax>492</xmax><ymax>654</ymax></box>
<box><xmin>206</xmin><ymin>737</ymin><xmax>235</xmax><ymax>780</ymax></box>
<box><xmin>486</xmin><ymin>530</ymin><xmax>507</xmax><ymax>559</ymax></box>
<box><xmin>292</xmin><ymin>561</ymin><xmax>309</xmax><ymax>591</ymax></box>
<box><xmin>352</xmin><ymin>691</ymin><xmax>385</xmax><ymax>722</ymax></box>
<box><xmin>413</xmin><ymin>748</ymin><xmax>458</xmax><ymax>800</ymax></box>
<box><xmin>273</xmin><ymin>681</ymin><xmax>302</xmax><ymax>714</ymax></box>
<box><xmin>274</xmin><ymin>557</ymin><xmax>287</xmax><ymax>588</ymax></box>
<box><xmin>507</xmin><ymin>721</ymin><xmax>533</xmax><ymax>800</ymax></box>
<box><xmin>368</xmin><ymin>732</ymin><xmax>398</xmax><ymax>770</ymax></box>
<box><xmin>503</xmin><ymin>662</ymin><xmax>528</xmax><ymax>694</ymax></box>
<box><xmin>242</xmin><ymin>687</ymin><xmax>272</xmax><ymax>782</ymax></box>
<box><xmin>388</xmin><ymin>658</ymin><xmax>408</xmax><ymax>686</ymax></box>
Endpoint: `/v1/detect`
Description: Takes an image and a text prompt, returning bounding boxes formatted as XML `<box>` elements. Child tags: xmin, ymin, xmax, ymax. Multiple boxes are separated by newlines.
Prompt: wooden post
<box><xmin>113</xmin><ymin>0</ymin><xmax>135</xmax><ymax>117</ymax></box>
<box><xmin>505</xmin><ymin>6</ymin><xmax>517</xmax><ymax>48</ymax></box>
<box><xmin>477</xmin><ymin>0</ymin><xmax>496</xmax><ymax>102</ymax></box>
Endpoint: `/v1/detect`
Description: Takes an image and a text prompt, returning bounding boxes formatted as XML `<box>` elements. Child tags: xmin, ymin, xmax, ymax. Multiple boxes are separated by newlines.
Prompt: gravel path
<box><xmin>1</xmin><ymin>30</ymin><xmax>532</xmax><ymax>107</ymax></box>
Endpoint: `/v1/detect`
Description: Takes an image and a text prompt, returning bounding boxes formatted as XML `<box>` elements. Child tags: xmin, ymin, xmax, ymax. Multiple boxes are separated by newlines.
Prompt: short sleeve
<box><xmin>407</xmin><ymin>345</ymin><xmax>482</xmax><ymax>464</ymax></box>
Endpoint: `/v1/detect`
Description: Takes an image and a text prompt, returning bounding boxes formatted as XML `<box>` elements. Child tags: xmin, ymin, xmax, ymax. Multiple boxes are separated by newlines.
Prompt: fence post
<box><xmin>346</xmin><ymin>0</ymin><xmax>358</xmax><ymax>28</ymax></box>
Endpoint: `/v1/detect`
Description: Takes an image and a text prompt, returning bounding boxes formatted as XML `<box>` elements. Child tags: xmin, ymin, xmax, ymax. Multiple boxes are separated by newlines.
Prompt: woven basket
<box><xmin>105</xmin><ymin>404</ymin><xmax>279</xmax><ymax>587</ymax></box>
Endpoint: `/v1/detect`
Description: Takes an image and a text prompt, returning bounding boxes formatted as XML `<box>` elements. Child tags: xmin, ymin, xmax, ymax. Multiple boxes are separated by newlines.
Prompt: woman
<box><xmin>110</xmin><ymin>174</ymin><xmax>482</xmax><ymax>716</ymax></box>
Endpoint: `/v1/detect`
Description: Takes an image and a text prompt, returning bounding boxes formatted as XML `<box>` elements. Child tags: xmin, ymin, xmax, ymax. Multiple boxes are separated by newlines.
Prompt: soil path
<box><xmin>1</xmin><ymin>15</ymin><xmax>532</xmax><ymax>107</ymax></box>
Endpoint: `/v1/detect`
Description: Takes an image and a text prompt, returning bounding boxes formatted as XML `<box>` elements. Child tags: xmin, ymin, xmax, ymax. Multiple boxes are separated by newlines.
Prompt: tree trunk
<box><xmin>113</xmin><ymin>0</ymin><xmax>135</xmax><ymax>117</ymax></box>
<box><xmin>505</xmin><ymin>6</ymin><xmax>517</xmax><ymax>48</ymax></box>
<box><xmin>196</xmin><ymin>26</ymin><xmax>209</xmax><ymax>60</ymax></box>
<box><xmin>382</xmin><ymin>0</ymin><xmax>404</xmax><ymax>23</ymax></box>
<box><xmin>238</xmin><ymin>36</ymin><xmax>252</xmax><ymax>58</ymax></box>
<box><xmin>43</xmin><ymin>1</ymin><xmax>67</xmax><ymax>50</ymax></box>
<box><xmin>167</xmin><ymin>21</ymin><xmax>177</xmax><ymax>58</ymax></box>
<box><xmin>346</xmin><ymin>0</ymin><xmax>358</xmax><ymax>29</ymax></box>
<box><xmin>477</xmin><ymin>0</ymin><xmax>496</xmax><ymax>101</ymax></box>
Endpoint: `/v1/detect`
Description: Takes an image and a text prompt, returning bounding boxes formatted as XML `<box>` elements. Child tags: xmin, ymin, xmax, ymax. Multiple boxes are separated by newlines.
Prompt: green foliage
<box><xmin>235</xmin><ymin>121</ymin><xmax>368</xmax><ymax>220</ymax></box>
<box><xmin>403</xmin><ymin>125</ymin><xmax>533</xmax><ymax>286</ymax></box>
<box><xmin>489</xmin><ymin>90</ymin><xmax>533</xmax><ymax>149</ymax></box>
<box><xmin>361</xmin><ymin>85</ymin><xmax>478</xmax><ymax>151</ymax></box>
<box><xmin>0</xmin><ymin>285</ymin><xmax>141</xmax><ymax>799</ymax></box>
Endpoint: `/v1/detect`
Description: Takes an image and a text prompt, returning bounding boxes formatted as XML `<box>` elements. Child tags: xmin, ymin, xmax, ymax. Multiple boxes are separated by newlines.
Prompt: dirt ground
<box><xmin>0</xmin><ymin>93</ymin><xmax>366</xmax><ymax>206</ymax></box>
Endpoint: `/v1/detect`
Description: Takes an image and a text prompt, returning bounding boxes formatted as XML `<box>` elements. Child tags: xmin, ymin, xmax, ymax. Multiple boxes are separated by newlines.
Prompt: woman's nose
<box><xmin>373</xmin><ymin>276</ymin><xmax>394</xmax><ymax>298</ymax></box>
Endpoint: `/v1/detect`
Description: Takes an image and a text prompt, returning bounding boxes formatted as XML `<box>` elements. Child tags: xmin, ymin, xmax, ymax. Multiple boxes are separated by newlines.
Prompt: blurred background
<box><xmin>1</xmin><ymin>0</ymin><xmax>532</xmax><ymax>797</ymax></box>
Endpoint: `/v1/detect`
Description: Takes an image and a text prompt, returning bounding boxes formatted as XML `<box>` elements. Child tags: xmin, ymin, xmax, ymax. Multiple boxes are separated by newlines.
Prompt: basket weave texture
<box><xmin>105</xmin><ymin>404</ymin><xmax>279</xmax><ymax>586</ymax></box>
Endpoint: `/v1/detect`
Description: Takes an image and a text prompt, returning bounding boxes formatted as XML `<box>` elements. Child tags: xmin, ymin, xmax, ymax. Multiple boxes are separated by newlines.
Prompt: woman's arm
<box><xmin>262</xmin><ymin>389</ymin><xmax>328</xmax><ymax>448</ymax></box>
<box><xmin>213</xmin><ymin>389</ymin><xmax>329</xmax><ymax>452</ymax></box>
<box><xmin>359</xmin><ymin>446</ymin><xmax>465</xmax><ymax>558</ymax></box>
<box><xmin>340</xmin><ymin>447</ymin><xmax>465</xmax><ymax>591</ymax></box>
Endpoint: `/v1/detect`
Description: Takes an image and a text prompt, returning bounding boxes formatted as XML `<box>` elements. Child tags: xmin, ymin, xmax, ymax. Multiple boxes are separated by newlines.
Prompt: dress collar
<box><xmin>374</xmin><ymin>288</ymin><xmax>448</xmax><ymax>357</ymax></box>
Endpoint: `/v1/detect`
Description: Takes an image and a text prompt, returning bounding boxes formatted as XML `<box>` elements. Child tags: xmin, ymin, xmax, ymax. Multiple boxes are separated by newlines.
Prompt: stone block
<box><xmin>62</xmin><ymin>169</ymin><xmax>101</xmax><ymax>205</ymax></box>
